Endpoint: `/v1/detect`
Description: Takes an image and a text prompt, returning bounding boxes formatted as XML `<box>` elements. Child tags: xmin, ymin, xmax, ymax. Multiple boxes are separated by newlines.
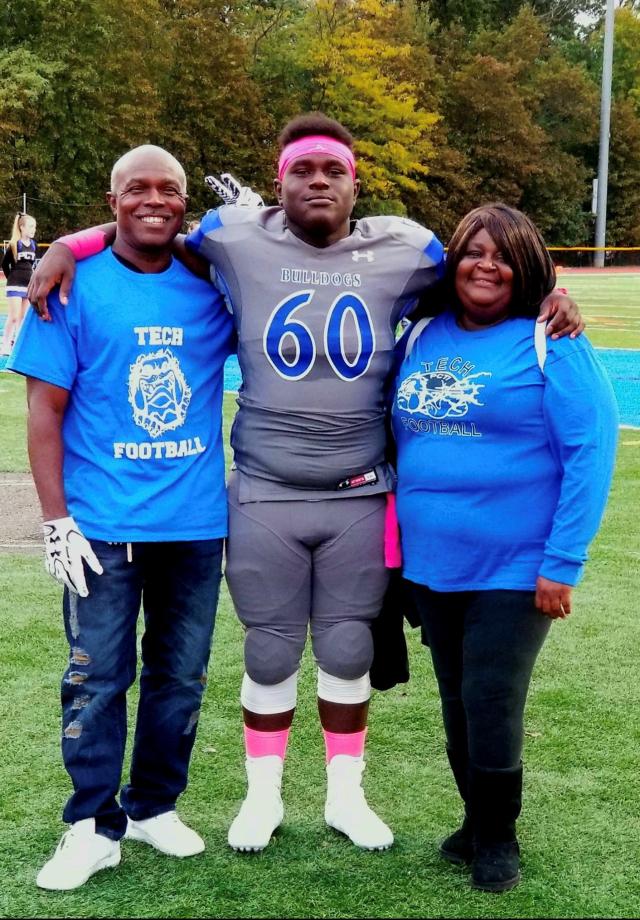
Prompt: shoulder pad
<box><xmin>200</xmin><ymin>205</ymin><xmax>282</xmax><ymax>235</ymax></box>
<box><xmin>357</xmin><ymin>215</ymin><xmax>441</xmax><ymax>254</ymax></box>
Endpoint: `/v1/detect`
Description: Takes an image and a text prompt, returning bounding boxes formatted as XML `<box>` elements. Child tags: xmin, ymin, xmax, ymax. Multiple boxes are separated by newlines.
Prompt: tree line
<box><xmin>1</xmin><ymin>0</ymin><xmax>639</xmax><ymax>246</ymax></box>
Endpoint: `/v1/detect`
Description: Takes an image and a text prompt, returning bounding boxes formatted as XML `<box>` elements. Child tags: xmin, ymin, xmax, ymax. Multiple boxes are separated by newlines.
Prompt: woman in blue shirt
<box><xmin>391</xmin><ymin>204</ymin><xmax>618</xmax><ymax>892</ymax></box>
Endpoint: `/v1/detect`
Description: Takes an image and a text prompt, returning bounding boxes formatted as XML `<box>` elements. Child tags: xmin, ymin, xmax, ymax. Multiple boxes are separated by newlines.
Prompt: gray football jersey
<box><xmin>189</xmin><ymin>206</ymin><xmax>444</xmax><ymax>500</ymax></box>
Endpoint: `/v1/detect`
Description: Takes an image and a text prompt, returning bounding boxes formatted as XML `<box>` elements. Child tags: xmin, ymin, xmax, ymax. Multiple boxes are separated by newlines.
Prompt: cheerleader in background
<box><xmin>1</xmin><ymin>212</ymin><xmax>39</xmax><ymax>355</ymax></box>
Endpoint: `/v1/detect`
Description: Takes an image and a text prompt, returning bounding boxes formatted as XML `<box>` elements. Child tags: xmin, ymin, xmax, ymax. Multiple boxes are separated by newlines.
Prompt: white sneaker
<box><xmin>125</xmin><ymin>811</ymin><xmax>204</xmax><ymax>857</ymax></box>
<box><xmin>324</xmin><ymin>755</ymin><xmax>394</xmax><ymax>851</ymax></box>
<box><xmin>36</xmin><ymin>818</ymin><xmax>121</xmax><ymax>890</ymax></box>
<box><xmin>228</xmin><ymin>755</ymin><xmax>284</xmax><ymax>852</ymax></box>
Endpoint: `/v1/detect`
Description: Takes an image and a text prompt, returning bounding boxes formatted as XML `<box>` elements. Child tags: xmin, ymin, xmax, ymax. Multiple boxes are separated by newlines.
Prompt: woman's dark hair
<box><xmin>444</xmin><ymin>203</ymin><xmax>556</xmax><ymax>317</ymax></box>
<box><xmin>278</xmin><ymin>112</ymin><xmax>354</xmax><ymax>150</ymax></box>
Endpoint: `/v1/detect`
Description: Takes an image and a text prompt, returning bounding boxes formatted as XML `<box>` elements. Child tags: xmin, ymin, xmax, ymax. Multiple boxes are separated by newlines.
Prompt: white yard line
<box><xmin>595</xmin><ymin>346</ymin><xmax>640</xmax><ymax>352</ymax></box>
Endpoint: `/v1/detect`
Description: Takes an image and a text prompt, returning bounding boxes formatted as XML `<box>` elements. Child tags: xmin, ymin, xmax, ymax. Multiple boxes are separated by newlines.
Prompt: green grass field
<box><xmin>1</xmin><ymin>273</ymin><xmax>639</xmax><ymax>918</ymax></box>
<box><xmin>554</xmin><ymin>272</ymin><xmax>640</xmax><ymax>349</ymax></box>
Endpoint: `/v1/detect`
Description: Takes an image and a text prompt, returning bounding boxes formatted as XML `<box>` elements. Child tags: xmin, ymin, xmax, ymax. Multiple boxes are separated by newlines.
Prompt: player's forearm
<box><xmin>57</xmin><ymin>222</ymin><xmax>116</xmax><ymax>258</ymax></box>
<box><xmin>95</xmin><ymin>222</ymin><xmax>116</xmax><ymax>243</ymax></box>
<box><xmin>173</xmin><ymin>233</ymin><xmax>211</xmax><ymax>279</ymax></box>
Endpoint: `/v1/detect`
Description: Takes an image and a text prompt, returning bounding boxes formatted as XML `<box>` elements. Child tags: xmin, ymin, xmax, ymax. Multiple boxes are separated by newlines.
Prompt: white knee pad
<box><xmin>317</xmin><ymin>668</ymin><xmax>371</xmax><ymax>705</ymax></box>
<box><xmin>240</xmin><ymin>671</ymin><xmax>299</xmax><ymax>715</ymax></box>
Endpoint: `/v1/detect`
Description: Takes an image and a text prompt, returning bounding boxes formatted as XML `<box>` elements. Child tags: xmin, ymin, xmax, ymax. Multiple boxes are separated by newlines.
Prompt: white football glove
<box><xmin>205</xmin><ymin>173</ymin><xmax>264</xmax><ymax>208</ymax></box>
<box><xmin>42</xmin><ymin>516</ymin><xmax>104</xmax><ymax>598</ymax></box>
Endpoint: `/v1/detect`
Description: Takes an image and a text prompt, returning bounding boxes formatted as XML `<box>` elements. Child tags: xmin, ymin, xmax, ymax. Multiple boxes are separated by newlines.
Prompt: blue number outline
<box><xmin>263</xmin><ymin>289</ymin><xmax>375</xmax><ymax>382</ymax></box>
<box><xmin>263</xmin><ymin>289</ymin><xmax>316</xmax><ymax>380</ymax></box>
<box><xmin>324</xmin><ymin>292</ymin><xmax>376</xmax><ymax>381</ymax></box>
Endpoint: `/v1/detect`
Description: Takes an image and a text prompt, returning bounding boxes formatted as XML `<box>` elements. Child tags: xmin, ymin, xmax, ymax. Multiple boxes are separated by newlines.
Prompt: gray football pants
<box><xmin>225</xmin><ymin>472</ymin><xmax>389</xmax><ymax>686</ymax></box>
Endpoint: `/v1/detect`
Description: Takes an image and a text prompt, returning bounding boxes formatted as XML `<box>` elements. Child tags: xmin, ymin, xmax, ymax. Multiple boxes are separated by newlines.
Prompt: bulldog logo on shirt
<box><xmin>396</xmin><ymin>368</ymin><xmax>491</xmax><ymax>419</ymax></box>
<box><xmin>129</xmin><ymin>349</ymin><xmax>191</xmax><ymax>438</ymax></box>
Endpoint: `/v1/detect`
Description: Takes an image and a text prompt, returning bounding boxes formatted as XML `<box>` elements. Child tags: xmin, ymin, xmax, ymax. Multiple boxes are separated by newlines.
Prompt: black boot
<box><xmin>468</xmin><ymin>763</ymin><xmax>523</xmax><ymax>893</ymax></box>
<box><xmin>439</xmin><ymin>747</ymin><xmax>474</xmax><ymax>865</ymax></box>
<box><xmin>440</xmin><ymin>814</ymin><xmax>474</xmax><ymax>865</ymax></box>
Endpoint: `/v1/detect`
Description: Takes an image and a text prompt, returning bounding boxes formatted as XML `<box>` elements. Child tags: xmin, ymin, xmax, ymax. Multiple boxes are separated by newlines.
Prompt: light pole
<box><xmin>594</xmin><ymin>0</ymin><xmax>615</xmax><ymax>268</ymax></box>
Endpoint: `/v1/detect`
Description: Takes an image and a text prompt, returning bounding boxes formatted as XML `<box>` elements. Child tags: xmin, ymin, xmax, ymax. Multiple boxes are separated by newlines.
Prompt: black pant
<box><xmin>408</xmin><ymin>585</ymin><xmax>551</xmax><ymax>769</ymax></box>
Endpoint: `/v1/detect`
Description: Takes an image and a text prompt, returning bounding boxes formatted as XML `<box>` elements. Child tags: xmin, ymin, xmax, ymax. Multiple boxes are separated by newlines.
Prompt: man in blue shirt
<box><xmin>8</xmin><ymin>145</ymin><xmax>234</xmax><ymax>890</ymax></box>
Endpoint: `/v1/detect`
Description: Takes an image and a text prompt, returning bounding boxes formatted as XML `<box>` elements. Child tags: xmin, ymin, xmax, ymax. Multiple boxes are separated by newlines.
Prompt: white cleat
<box><xmin>36</xmin><ymin>818</ymin><xmax>121</xmax><ymax>890</ymax></box>
<box><xmin>324</xmin><ymin>755</ymin><xmax>394</xmax><ymax>851</ymax></box>
<box><xmin>126</xmin><ymin>811</ymin><xmax>204</xmax><ymax>857</ymax></box>
<box><xmin>228</xmin><ymin>755</ymin><xmax>284</xmax><ymax>852</ymax></box>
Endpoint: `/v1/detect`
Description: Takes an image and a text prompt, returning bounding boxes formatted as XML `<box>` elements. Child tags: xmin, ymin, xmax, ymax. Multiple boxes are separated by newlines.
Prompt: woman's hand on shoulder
<box><xmin>538</xmin><ymin>290</ymin><xmax>585</xmax><ymax>340</ymax></box>
<box><xmin>535</xmin><ymin>576</ymin><xmax>572</xmax><ymax>619</ymax></box>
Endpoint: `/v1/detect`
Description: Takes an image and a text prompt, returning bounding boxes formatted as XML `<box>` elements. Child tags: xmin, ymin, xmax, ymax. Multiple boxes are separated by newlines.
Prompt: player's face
<box><xmin>107</xmin><ymin>152</ymin><xmax>187</xmax><ymax>258</ymax></box>
<box><xmin>21</xmin><ymin>217</ymin><xmax>36</xmax><ymax>238</ymax></box>
<box><xmin>275</xmin><ymin>153</ymin><xmax>360</xmax><ymax>246</ymax></box>
<box><xmin>454</xmin><ymin>228</ymin><xmax>514</xmax><ymax>330</ymax></box>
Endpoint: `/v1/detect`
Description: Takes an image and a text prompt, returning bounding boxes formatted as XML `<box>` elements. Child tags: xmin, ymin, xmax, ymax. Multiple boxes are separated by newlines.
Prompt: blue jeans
<box><xmin>60</xmin><ymin>539</ymin><xmax>223</xmax><ymax>840</ymax></box>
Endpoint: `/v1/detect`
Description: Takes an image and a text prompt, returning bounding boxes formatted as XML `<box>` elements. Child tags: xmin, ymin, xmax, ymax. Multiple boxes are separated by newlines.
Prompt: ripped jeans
<box><xmin>60</xmin><ymin>539</ymin><xmax>223</xmax><ymax>840</ymax></box>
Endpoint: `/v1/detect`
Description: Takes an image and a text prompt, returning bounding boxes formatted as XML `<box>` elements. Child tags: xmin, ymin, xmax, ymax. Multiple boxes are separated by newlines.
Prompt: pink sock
<box><xmin>244</xmin><ymin>725</ymin><xmax>290</xmax><ymax>760</ymax></box>
<box><xmin>323</xmin><ymin>728</ymin><xmax>368</xmax><ymax>763</ymax></box>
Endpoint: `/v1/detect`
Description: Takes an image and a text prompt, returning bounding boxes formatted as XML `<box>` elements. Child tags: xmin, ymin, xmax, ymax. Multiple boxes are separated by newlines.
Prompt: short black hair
<box><xmin>445</xmin><ymin>203</ymin><xmax>556</xmax><ymax>318</ymax></box>
<box><xmin>278</xmin><ymin>112</ymin><xmax>354</xmax><ymax>150</ymax></box>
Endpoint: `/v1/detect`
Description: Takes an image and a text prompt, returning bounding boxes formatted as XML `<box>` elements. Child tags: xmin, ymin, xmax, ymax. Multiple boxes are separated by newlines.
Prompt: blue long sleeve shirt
<box><xmin>391</xmin><ymin>312</ymin><xmax>619</xmax><ymax>591</ymax></box>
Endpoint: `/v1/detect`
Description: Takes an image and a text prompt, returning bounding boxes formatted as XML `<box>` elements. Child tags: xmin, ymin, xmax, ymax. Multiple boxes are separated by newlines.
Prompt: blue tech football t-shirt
<box><xmin>9</xmin><ymin>249</ymin><xmax>234</xmax><ymax>541</ymax></box>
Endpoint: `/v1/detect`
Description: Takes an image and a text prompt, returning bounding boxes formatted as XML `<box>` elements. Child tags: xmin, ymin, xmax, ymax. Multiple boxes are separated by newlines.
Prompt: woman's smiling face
<box><xmin>454</xmin><ymin>228</ymin><xmax>514</xmax><ymax>330</ymax></box>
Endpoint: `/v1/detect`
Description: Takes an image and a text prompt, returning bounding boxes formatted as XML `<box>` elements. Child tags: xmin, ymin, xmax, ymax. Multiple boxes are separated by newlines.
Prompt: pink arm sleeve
<box><xmin>57</xmin><ymin>228</ymin><xmax>107</xmax><ymax>260</ymax></box>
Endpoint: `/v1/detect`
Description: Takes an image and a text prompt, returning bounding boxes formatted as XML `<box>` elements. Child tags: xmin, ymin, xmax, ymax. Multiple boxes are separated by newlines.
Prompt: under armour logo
<box><xmin>352</xmin><ymin>250</ymin><xmax>375</xmax><ymax>263</ymax></box>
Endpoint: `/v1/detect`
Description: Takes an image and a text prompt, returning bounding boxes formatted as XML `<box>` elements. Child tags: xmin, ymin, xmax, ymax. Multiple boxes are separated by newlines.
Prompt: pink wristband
<box><xmin>57</xmin><ymin>228</ymin><xmax>107</xmax><ymax>260</ymax></box>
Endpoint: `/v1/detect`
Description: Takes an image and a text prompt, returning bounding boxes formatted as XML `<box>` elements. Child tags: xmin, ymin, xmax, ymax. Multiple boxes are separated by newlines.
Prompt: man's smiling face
<box><xmin>107</xmin><ymin>148</ymin><xmax>187</xmax><ymax>257</ymax></box>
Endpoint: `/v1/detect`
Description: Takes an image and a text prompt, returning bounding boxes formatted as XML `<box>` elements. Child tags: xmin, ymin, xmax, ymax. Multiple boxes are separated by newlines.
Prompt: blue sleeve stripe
<box><xmin>423</xmin><ymin>235</ymin><xmax>445</xmax><ymax>278</ymax></box>
<box><xmin>186</xmin><ymin>209</ymin><xmax>223</xmax><ymax>252</ymax></box>
<box><xmin>201</xmin><ymin>208</ymin><xmax>224</xmax><ymax>234</ymax></box>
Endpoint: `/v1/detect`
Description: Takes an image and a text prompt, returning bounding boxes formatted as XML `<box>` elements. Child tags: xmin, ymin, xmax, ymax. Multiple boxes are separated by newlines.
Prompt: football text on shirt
<box><xmin>112</xmin><ymin>328</ymin><xmax>207</xmax><ymax>459</ymax></box>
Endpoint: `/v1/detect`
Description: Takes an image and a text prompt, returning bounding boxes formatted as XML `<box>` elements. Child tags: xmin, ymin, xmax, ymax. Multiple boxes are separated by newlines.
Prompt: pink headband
<box><xmin>277</xmin><ymin>135</ymin><xmax>356</xmax><ymax>181</ymax></box>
